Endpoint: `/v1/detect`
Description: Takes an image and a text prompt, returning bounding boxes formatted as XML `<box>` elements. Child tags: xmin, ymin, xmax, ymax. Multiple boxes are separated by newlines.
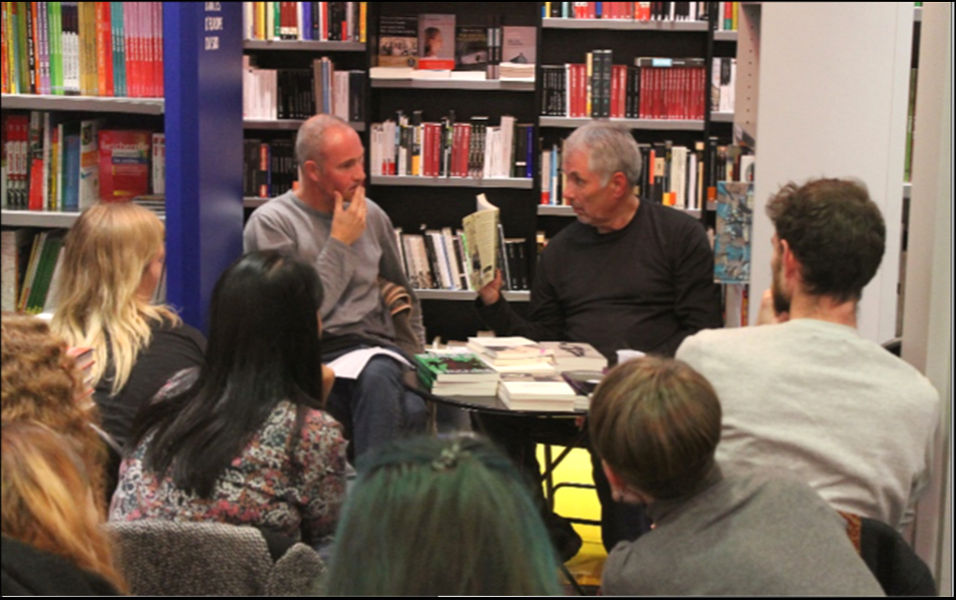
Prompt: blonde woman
<box><xmin>51</xmin><ymin>202</ymin><xmax>205</xmax><ymax>455</ymax></box>
<box><xmin>2</xmin><ymin>421</ymin><xmax>126</xmax><ymax>595</ymax></box>
<box><xmin>1</xmin><ymin>312</ymin><xmax>108</xmax><ymax>509</ymax></box>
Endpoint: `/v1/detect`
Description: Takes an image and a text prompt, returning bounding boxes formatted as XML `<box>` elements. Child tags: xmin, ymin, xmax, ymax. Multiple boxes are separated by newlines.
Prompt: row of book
<box><xmin>2</xmin><ymin>2</ymin><xmax>164</xmax><ymax>98</ymax></box>
<box><xmin>1</xmin><ymin>195</ymin><xmax>166</xmax><ymax>313</ymax></box>
<box><xmin>242</xmin><ymin>2</ymin><xmax>366</xmax><ymax>42</ymax></box>
<box><xmin>393</xmin><ymin>225</ymin><xmax>531</xmax><ymax>293</ymax></box>
<box><xmin>243</xmin><ymin>137</ymin><xmax>293</xmax><ymax>199</ymax></box>
<box><xmin>540</xmin><ymin>136</ymin><xmax>752</xmax><ymax>210</ymax></box>
<box><xmin>242</xmin><ymin>55</ymin><xmax>366</xmax><ymax>121</ymax></box>
<box><xmin>1</xmin><ymin>228</ymin><xmax>63</xmax><ymax>313</ymax></box>
<box><xmin>369</xmin><ymin>114</ymin><xmax>535</xmax><ymax>181</ymax></box>
<box><xmin>542</xmin><ymin>2</ymin><xmax>710</xmax><ymax>22</ymax></box>
<box><xmin>715</xmin><ymin>1</ymin><xmax>740</xmax><ymax>31</ymax></box>
<box><xmin>377</xmin><ymin>14</ymin><xmax>535</xmax><ymax>80</ymax></box>
<box><xmin>3</xmin><ymin>111</ymin><xmax>164</xmax><ymax>211</ymax></box>
<box><xmin>541</xmin><ymin>53</ymin><xmax>707</xmax><ymax>120</ymax></box>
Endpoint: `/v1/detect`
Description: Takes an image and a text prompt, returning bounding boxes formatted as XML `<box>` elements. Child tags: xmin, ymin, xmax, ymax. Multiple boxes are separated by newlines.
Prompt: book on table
<box><xmin>466</xmin><ymin>335</ymin><xmax>554</xmax><ymax>361</ymax></box>
<box><xmin>497</xmin><ymin>371</ymin><xmax>578</xmax><ymax>412</ymax></box>
<box><xmin>413</xmin><ymin>351</ymin><xmax>499</xmax><ymax>397</ymax></box>
<box><xmin>539</xmin><ymin>341</ymin><xmax>607</xmax><ymax>372</ymax></box>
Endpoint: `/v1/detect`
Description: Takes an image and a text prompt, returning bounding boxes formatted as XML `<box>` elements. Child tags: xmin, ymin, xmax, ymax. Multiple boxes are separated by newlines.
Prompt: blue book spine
<box><xmin>62</xmin><ymin>133</ymin><xmax>80</xmax><ymax>212</ymax></box>
<box><xmin>301</xmin><ymin>2</ymin><xmax>311</xmax><ymax>40</ymax></box>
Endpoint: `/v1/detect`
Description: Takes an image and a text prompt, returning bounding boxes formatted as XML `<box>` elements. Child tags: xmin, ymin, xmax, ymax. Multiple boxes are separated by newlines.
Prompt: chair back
<box><xmin>839</xmin><ymin>512</ymin><xmax>936</xmax><ymax>596</ymax></box>
<box><xmin>105</xmin><ymin>520</ymin><xmax>325</xmax><ymax>596</ymax></box>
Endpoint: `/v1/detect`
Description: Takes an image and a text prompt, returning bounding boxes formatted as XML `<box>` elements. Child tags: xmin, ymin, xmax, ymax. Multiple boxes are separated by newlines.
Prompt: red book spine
<box><xmin>258</xmin><ymin>142</ymin><xmax>269</xmax><ymax>197</ymax></box>
<box><xmin>321</xmin><ymin>2</ymin><xmax>329</xmax><ymax>41</ymax></box>
<box><xmin>96</xmin><ymin>2</ymin><xmax>114</xmax><ymax>96</ymax></box>
<box><xmin>458</xmin><ymin>123</ymin><xmax>471</xmax><ymax>177</ymax></box>
<box><xmin>153</xmin><ymin>2</ymin><xmax>163</xmax><ymax>97</ymax></box>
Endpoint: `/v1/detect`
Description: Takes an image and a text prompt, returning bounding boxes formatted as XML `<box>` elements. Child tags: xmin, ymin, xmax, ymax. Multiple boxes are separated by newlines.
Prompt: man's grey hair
<box><xmin>295</xmin><ymin>114</ymin><xmax>351</xmax><ymax>169</ymax></box>
<box><xmin>563</xmin><ymin>121</ymin><xmax>642</xmax><ymax>188</ymax></box>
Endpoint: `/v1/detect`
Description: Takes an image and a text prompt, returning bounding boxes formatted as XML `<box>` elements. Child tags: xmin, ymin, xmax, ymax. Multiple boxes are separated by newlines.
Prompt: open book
<box><xmin>461</xmin><ymin>193</ymin><xmax>500</xmax><ymax>290</ymax></box>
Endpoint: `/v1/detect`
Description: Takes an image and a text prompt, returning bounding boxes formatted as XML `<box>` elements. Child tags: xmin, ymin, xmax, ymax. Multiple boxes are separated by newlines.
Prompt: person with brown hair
<box><xmin>677</xmin><ymin>177</ymin><xmax>939</xmax><ymax>531</ymax></box>
<box><xmin>1</xmin><ymin>421</ymin><xmax>126</xmax><ymax>595</ymax></box>
<box><xmin>50</xmin><ymin>202</ymin><xmax>205</xmax><ymax>454</ymax></box>
<box><xmin>589</xmin><ymin>356</ymin><xmax>882</xmax><ymax>596</ymax></box>
<box><xmin>1</xmin><ymin>312</ymin><xmax>108</xmax><ymax>509</ymax></box>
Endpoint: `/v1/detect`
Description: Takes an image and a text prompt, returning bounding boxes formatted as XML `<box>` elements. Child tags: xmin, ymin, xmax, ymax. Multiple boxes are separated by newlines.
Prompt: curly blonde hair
<box><xmin>50</xmin><ymin>202</ymin><xmax>180</xmax><ymax>396</ymax></box>
<box><xmin>1</xmin><ymin>312</ymin><xmax>107</xmax><ymax>509</ymax></box>
<box><xmin>2</xmin><ymin>421</ymin><xmax>127</xmax><ymax>593</ymax></box>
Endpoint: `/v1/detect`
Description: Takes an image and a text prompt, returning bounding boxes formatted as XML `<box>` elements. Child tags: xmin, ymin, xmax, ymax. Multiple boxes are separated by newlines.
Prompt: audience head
<box><xmin>205</xmin><ymin>249</ymin><xmax>325</xmax><ymax>402</ymax></box>
<box><xmin>1</xmin><ymin>421</ymin><xmax>126</xmax><ymax>593</ymax></box>
<box><xmin>563</xmin><ymin>121</ymin><xmax>642</xmax><ymax>189</ymax></box>
<box><xmin>51</xmin><ymin>201</ymin><xmax>179</xmax><ymax>395</ymax></box>
<box><xmin>1</xmin><ymin>312</ymin><xmax>106</xmax><ymax>506</ymax></box>
<box><xmin>766</xmin><ymin>177</ymin><xmax>885</xmax><ymax>312</ymax></box>
<box><xmin>326</xmin><ymin>434</ymin><xmax>562</xmax><ymax>596</ymax></box>
<box><xmin>136</xmin><ymin>250</ymin><xmax>327</xmax><ymax>497</ymax></box>
<box><xmin>589</xmin><ymin>356</ymin><xmax>722</xmax><ymax>502</ymax></box>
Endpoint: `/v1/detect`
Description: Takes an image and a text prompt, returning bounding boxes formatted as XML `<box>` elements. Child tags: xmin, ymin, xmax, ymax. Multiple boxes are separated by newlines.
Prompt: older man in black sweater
<box><xmin>476</xmin><ymin>121</ymin><xmax>722</xmax><ymax>556</ymax></box>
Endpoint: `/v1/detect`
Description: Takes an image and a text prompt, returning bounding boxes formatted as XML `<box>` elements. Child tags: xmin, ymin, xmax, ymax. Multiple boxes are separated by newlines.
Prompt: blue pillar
<box><xmin>163</xmin><ymin>2</ymin><xmax>243</xmax><ymax>332</ymax></box>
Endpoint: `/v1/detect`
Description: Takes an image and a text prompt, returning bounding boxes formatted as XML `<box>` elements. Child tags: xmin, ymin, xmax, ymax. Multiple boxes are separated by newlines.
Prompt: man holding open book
<box><xmin>475</xmin><ymin>122</ymin><xmax>722</xmax><ymax>555</ymax></box>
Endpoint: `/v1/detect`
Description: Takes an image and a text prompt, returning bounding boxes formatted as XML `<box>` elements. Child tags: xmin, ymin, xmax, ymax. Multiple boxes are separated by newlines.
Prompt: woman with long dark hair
<box><xmin>109</xmin><ymin>251</ymin><xmax>346</xmax><ymax>546</ymax></box>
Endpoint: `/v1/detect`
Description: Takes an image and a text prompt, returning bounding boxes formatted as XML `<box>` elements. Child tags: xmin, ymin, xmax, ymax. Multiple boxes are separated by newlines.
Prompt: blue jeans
<box><xmin>324</xmin><ymin>347</ymin><xmax>428</xmax><ymax>460</ymax></box>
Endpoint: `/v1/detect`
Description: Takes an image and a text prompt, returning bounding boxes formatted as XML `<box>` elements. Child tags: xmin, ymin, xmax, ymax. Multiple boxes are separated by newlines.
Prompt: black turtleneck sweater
<box><xmin>477</xmin><ymin>200</ymin><xmax>723</xmax><ymax>359</ymax></box>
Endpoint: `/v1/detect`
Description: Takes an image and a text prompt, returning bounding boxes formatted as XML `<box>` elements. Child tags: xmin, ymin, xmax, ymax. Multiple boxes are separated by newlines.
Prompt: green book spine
<box><xmin>50</xmin><ymin>2</ymin><xmax>62</xmax><ymax>95</ymax></box>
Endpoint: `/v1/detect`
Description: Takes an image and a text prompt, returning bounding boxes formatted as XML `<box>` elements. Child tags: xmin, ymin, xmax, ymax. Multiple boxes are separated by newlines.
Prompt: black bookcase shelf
<box><xmin>369</xmin><ymin>175</ymin><xmax>533</xmax><ymax>189</ymax></box>
<box><xmin>243</xmin><ymin>119</ymin><xmax>365</xmax><ymax>131</ymax></box>
<box><xmin>539</xmin><ymin>116</ymin><xmax>706</xmax><ymax>131</ymax></box>
<box><xmin>242</xmin><ymin>40</ymin><xmax>365</xmax><ymax>52</ymax></box>
<box><xmin>416</xmin><ymin>289</ymin><xmax>530</xmax><ymax>302</ymax></box>
<box><xmin>370</xmin><ymin>78</ymin><xmax>535</xmax><ymax>91</ymax></box>
<box><xmin>541</xmin><ymin>18</ymin><xmax>709</xmax><ymax>31</ymax></box>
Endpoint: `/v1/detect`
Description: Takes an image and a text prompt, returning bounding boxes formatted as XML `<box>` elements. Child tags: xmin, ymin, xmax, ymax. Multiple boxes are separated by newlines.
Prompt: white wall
<box><xmin>900</xmin><ymin>3</ymin><xmax>953</xmax><ymax>595</ymax></box>
<box><xmin>749</xmin><ymin>2</ymin><xmax>912</xmax><ymax>345</ymax></box>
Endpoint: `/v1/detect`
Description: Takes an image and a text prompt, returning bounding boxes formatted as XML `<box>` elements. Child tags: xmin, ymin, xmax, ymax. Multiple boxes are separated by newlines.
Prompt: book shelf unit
<box><xmin>536</xmin><ymin>6</ymin><xmax>735</xmax><ymax>235</ymax></box>
<box><xmin>0</xmin><ymin>92</ymin><xmax>166</xmax><ymax>230</ymax></box>
<box><xmin>2</xmin><ymin>3</ymin><xmax>244</xmax><ymax>330</ymax></box>
<box><xmin>358</xmin><ymin>2</ymin><xmax>543</xmax><ymax>340</ymax></box>
<box><xmin>241</xmin><ymin>36</ymin><xmax>368</xmax><ymax>212</ymax></box>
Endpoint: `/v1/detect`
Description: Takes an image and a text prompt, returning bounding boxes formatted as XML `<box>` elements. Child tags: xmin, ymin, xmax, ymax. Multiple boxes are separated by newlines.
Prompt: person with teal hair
<box><xmin>325</xmin><ymin>433</ymin><xmax>563</xmax><ymax>596</ymax></box>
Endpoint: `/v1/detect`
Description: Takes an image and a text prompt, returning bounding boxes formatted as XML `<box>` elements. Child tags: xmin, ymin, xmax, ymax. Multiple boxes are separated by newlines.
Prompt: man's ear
<box><xmin>610</xmin><ymin>171</ymin><xmax>629</xmax><ymax>196</ymax></box>
<box><xmin>302</xmin><ymin>159</ymin><xmax>321</xmax><ymax>184</ymax></box>
<box><xmin>780</xmin><ymin>238</ymin><xmax>800</xmax><ymax>280</ymax></box>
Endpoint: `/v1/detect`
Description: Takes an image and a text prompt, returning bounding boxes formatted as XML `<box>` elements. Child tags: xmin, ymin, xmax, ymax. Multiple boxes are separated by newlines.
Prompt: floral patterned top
<box><xmin>108</xmin><ymin>398</ymin><xmax>347</xmax><ymax>545</ymax></box>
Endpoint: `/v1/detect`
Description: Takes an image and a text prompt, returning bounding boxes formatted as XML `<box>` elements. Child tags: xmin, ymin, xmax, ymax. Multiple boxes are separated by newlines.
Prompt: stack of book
<box><xmin>466</xmin><ymin>336</ymin><xmax>555</xmax><ymax>372</ymax></box>
<box><xmin>413</xmin><ymin>351</ymin><xmax>499</xmax><ymax>397</ymax></box>
<box><xmin>498</xmin><ymin>371</ymin><xmax>578</xmax><ymax>412</ymax></box>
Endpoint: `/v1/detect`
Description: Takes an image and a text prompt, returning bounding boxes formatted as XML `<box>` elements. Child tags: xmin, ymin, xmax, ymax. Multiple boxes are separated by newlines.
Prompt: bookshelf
<box><xmin>361</xmin><ymin>2</ymin><xmax>541</xmax><ymax>339</ymax></box>
<box><xmin>541</xmin><ymin>18</ymin><xmax>709</xmax><ymax>31</ymax></box>
<box><xmin>369</xmin><ymin>78</ymin><xmax>535</xmax><ymax>91</ymax></box>
<box><xmin>1</xmin><ymin>3</ymin><xmax>244</xmax><ymax>329</ymax></box>
<box><xmin>243</xmin><ymin>118</ymin><xmax>366</xmax><ymax>131</ymax></box>
<box><xmin>539</xmin><ymin>117</ymin><xmax>706</xmax><ymax>131</ymax></box>
<box><xmin>369</xmin><ymin>175</ymin><xmax>534</xmax><ymax>189</ymax></box>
